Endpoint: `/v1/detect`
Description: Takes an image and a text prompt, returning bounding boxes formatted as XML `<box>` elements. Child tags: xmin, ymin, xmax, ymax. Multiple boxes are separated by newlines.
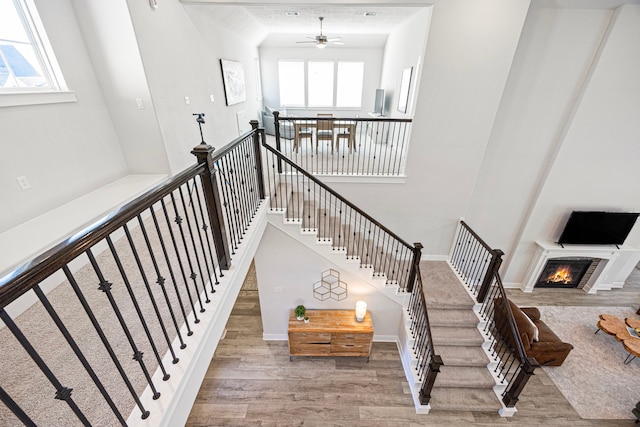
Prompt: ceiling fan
<box><xmin>296</xmin><ymin>17</ymin><xmax>344</xmax><ymax>49</ymax></box>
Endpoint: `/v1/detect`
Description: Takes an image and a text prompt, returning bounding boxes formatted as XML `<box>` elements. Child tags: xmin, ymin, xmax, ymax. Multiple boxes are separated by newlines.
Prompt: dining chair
<box><xmin>316</xmin><ymin>113</ymin><xmax>334</xmax><ymax>153</ymax></box>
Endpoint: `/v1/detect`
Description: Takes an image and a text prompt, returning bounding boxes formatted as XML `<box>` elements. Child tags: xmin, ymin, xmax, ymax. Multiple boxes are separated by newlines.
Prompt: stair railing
<box><xmin>407</xmin><ymin>254</ymin><xmax>444</xmax><ymax>405</ymax></box>
<box><xmin>262</xmin><ymin>139</ymin><xmax>417</xmax><ymax>291</ymax></box>
<box><xmin>449</xmin><ymin>220</ymin><xmax>539</xmax><ymax>409</ymax></box>
<box><xmin>0</xmin><ymin>128</ymin><xmax>265</xmax><ymax>425</ymax></box>
<box><xmin>272</xmin><ymin>111</ymin><xmax>412</xmax><ymax>176</ymax></box>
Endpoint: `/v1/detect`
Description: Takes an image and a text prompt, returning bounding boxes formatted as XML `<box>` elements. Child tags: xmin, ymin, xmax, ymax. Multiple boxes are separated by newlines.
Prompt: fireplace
<box><xmin>535</xmin><ymin>258</ymin><xmax>593</xmax><ymax>288</ymax></box>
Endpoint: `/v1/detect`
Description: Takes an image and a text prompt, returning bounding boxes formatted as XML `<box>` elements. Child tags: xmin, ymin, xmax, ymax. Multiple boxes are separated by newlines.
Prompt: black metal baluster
<box><xmin>228</xmin><ymin>151</ymin><xmax>246</xmax><ymax>243</ymax></box>
<box><xmin>32</xmin><ymin>284</ymin><xmax>127</xmax><ymax>426</ymax></box>
<box><xmin>0</xmin><ymin>385</ymin><xmax>36</xmax><ymax>427</ymax></box>
<box><xmin>123</xmin><ymin>224</ymin><xmax>180</xmax><ymax>366</ymax></box>
<box><xmin>217</xmin><ymin>158</ymin><xmax>238</xmax><ymax>252</ymax></box>
<box><xmin>176</xmin><ymin>187</ymin><xmax>210</xmax><ymax>305</ymax></box>
<box><xmin>185</xmin><ymin>181</ymin><xmax>214</xmax><ymax>291</ymax></box>
<box><xmin>136</xmin><ymin>213</ymin><xmax>187</xmax><ymax>352</ymax></box>
<box><xmin>62</xmin><ymin>266</ymin><xmax>151</xmax><ymax>418</ymax></box>
<box><xmin>150</xmin><ymin>205</ymin><xmax>193</xmax><ymax>336</ymax></box>
<box><xmin>0</xmin><ymin>309</ymin><xmax>92</xmax><ymax>426</ymax></box>
<box><xmin>162</xmin><ymin>197</ymin><xmax>200</xmax><ymax>324</ymax></box>
<box><xmin>192</xmin><ymin>177</ymin><xmax>221</xmax><ymax>284</ymax></box>
<box><xmin>86</xmin><ymin>248</ymin><xmax>161</xmax><ymax>400</ymax></box>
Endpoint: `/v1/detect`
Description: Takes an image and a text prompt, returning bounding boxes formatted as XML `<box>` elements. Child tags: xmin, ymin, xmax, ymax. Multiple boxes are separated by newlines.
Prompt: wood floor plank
<box><xmin>186</xmin><ymin>264</ymin><xmax>640</xmax><ymax>426</ymax></box>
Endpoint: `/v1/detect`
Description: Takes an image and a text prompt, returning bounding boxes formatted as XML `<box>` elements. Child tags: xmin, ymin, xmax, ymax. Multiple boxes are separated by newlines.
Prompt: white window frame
<box><xmin>0</xmin><ymin>0</ymin><xmax>75</xmax><ymax>107</ymax></box>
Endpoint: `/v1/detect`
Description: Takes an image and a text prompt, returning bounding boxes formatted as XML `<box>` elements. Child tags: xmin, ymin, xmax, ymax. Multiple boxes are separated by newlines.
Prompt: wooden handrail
<box><xmin>278</xmin><ymin>115</ymin><xmax>412</xmax><ymax>123</ymax></box>
<box><xmin>0</xmin><ymin>164</ymin><xmax>205</xmax><ymax>310</ymax></box>
<box><xmin>261</xmin><ymin>142</ymin><xmax>414</xmax><ymax>252</ymax></box>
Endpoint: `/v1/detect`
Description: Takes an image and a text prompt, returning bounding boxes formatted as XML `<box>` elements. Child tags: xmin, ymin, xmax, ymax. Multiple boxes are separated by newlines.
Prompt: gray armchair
<box><xmin>262</xmin><ymin>107</ymin><xmax>294</xmax><ymax>139</ymax></box>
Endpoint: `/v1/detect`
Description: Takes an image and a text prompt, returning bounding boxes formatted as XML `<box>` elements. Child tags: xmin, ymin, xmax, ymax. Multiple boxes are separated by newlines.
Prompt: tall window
<box><xmin>0</xmin><ymin>0</ymin><xmax>66</xmax><ymax>92</ymax></box>
<box><xmin>307</xmin><ymin>61</ymin><xmax>333</xmax><ymax>107</ymax></box>
<box><xmin>336</xmin><ymin>62</ymin><xmax>364</xmax><ymax>108</ymax></box>
<box><xmin>278</xmin><ymin>60</ymin><xmax>304</xmax><ymax>107</ymax></box>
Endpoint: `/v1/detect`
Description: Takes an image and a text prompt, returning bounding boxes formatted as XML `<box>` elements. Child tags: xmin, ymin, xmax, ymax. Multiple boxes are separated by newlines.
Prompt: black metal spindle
<box><xmin>86</xmin><ymin>248</ymin><xmax>161</xmax><ymax>399</ymax></box>
<box><xmin>136</xmin><ymin>213</ymin><xmax>187</xmax><ymax>351</ymax></box>
<box><xmin>33</xmin><ymin>284</ymin><xmax>127</xmax><ymax>426</ymax></box>
<box><xmin>0</xmin><ymin>385</ymin><xmax>36</xmax><ymax>427</ymax></box>
<box><xmin>185</xmin><ymin>183</ymin><xmax>214</xmax><ymax>292</ymax></box>
<box><xmin>149</xmin><ymin>205</ymin><xmax>193</xmax><ymax>335</ymax></box>
<box><xmin>123</xmin><ymin>223</ymin><xmax>179</xmax><ymax>366</ymax></box>
<box><xmin>0</xmin><ymin>309</ymin><xmax>92</xmax><ymax>426</ymax></box>
<box><xmin>62</xmin><ymin>266</ymin><xmax>151</xmax><ymax>418</ymax></box>
<box><xmin>161</xmin><ymin>198</ymin><xmax>200</xmax><ymax>324</ymax></box>
<box><xmin>177</xmin><ymin>186</ymin><xmax>211</xmax><ymax>304</ymax></box>
<box><xmin>192</xmin><ymin>178</ymin><xmax>221</xmax><ymax>284</ymax></box>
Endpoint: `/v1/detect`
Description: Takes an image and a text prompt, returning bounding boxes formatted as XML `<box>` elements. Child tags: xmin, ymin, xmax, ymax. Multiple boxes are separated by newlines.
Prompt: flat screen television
<box><xmin>557</xmin><ymin>211</ymin><xmax>639</xmax><ymax>246</ymax></box>
<box><xmin>373</xmin><ymin>89</ymin><xmax>385</xmax><ymax>115</ymax></box>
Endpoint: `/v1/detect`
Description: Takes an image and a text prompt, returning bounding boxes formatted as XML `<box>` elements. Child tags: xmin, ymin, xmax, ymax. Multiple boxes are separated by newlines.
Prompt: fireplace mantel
<box><xmin>522</xmin><ymin>241</ymin><xmax>640</xmax><ymax>293</ymax></box>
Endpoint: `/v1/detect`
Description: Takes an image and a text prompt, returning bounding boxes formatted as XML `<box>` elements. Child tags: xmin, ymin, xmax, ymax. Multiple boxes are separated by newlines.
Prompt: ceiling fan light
<box><xmin>316</xmin><ymin>42</ymin><xmax>327</xmax><ymax>49</ymax></box>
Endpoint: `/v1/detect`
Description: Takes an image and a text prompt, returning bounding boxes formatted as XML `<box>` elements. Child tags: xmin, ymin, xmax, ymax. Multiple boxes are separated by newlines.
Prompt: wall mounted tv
<box><xmin>557</xmin><ymin>211</ymin><xmax>639</xmax><ymax>246</ymax></box>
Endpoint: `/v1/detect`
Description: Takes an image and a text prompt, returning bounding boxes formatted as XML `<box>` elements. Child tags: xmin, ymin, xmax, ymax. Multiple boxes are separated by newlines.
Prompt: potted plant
<box><xmin>304</xmin><ymin>316</ymin><xmax>310</xmax><ymax>324</ymax></box>
<box><xmin>295</xmin><ymin>305</ymin><xmax>306</xmax><ymax>320</ymax></box>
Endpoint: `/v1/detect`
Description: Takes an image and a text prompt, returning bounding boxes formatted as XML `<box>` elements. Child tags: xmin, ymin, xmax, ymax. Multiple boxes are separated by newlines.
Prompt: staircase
<box><xmin>265</xmin><ymin>172</ymin><xmax>503</xmax><ymax>413</ymax></box>
<box><xmin>421</xmin><ymin>260</ymin><xmax>502</xmax><ymax>412</ymax></box>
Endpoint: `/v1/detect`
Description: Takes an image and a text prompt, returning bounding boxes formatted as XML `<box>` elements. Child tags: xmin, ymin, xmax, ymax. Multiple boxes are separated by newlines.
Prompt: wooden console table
<box><xmin>288</xmin><ymin>309</ymin><xmax>373</xmax><ymax>361</ymax></box>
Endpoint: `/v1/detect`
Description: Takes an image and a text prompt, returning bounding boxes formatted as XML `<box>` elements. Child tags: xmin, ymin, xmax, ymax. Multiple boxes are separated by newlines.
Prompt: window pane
<box><xmin>0</xmin><ymin>0</ymin><xmax>49</xmax><ymax>89</ymax></box>
<box><xmin>336</xmin><ymin>62</ymin><xmax>364</xmax><ymax>108</ymax></box>
<box><xmin>308</xmin><ymin>61</ymin><xmax>333</xmax><ymax>107</ymax></box>
<box><xmin>278</xmin><ymin>60</ymin><xmax>304</xmax><ymax>106</ymax></box>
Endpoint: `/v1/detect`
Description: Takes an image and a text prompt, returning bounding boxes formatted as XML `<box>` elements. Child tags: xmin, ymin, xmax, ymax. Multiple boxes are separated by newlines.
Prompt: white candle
<box><xmin>355</xmin><ymin>301</ymin><xmax>367</xmax><ymax>322</ymax></box>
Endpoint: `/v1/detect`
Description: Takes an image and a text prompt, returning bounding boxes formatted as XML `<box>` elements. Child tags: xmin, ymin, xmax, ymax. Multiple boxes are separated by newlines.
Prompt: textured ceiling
<box><xmin>183</xmin><ymin>3</ymin><xmax>428</xmax><ymax>48</ymax></box>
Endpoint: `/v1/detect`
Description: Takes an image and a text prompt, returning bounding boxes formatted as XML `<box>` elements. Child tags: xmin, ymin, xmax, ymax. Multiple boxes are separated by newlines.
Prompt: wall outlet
<box><xmin>16</xmin><ymin>176</ymin><xmax>31</xmax><ymax>190</ymax></box>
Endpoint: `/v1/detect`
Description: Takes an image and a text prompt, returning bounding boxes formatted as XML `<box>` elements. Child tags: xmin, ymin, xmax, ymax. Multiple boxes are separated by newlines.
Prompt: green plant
<box><xmin>295</xmin><ymin>305</ymin><xmax>306</xmax><ymax>318</ymax></box>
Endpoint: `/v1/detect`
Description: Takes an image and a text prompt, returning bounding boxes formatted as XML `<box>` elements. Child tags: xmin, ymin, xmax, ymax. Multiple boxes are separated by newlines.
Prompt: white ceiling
<box><xmin>183</xmin><ymin>3</ymin><xmax>429</xmax><ymax>48</ymax></box>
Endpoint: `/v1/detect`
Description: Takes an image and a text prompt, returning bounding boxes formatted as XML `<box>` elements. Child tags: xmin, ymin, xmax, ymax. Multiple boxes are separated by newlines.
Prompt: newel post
<box><xmin>419</xmin><ymin>354</ymin><xmax>444</xmax><ymax>405</ymax></box>
<box><xmin>477</xmin><ymin>249</ymin><xmax>504</xmax><ymax>303</ymax></box>
<box><xmin>192</xmin><ymin>143</ymin><xmax>232</xmax><ymax>270</ymax></box>
<box><xmin>250</xmin><ymin>120</ymin><xmax>266</xmax><ymax>200</ymax></box>
<box><xmin>406</xmin><ymin>242</ymin><xmax>423</xmax><ymax>293</ymax></box>
<box><xmin>502</xmin><ymin>358</ymin><xmax>537</xmax><ymax>408</ymax></box>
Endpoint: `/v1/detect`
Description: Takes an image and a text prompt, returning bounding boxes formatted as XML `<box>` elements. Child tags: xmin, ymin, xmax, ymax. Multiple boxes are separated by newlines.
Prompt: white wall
<box><xmin>126</xmin><ymin>0</ymin><xmax>262</xmax><ymax>174</ymax></box>
<box><xmin>258</xmin><ymin>46</ymin><xmax>384</xmax><ymax>118</ymax></box>
<box><xmin>71</xmin><ymin>0</ymin><xmax>171</xmax><ymax>175</ymax></box>
<box><xmin>324</xmin><ymin>0</ymin><xmax>531</xmax><ymax>255</ymax></box>
<box><xmin>504</xmin><ymin>4</ymin><xmax>640</xmax><ymax>286</ymax></box>
<box><xmin>254</xmin><ymin>224</ymin><xmax>403</xmax><ymax>339</ymax></box>
<box><xmin>462</xmin><ymin>4</ymin><xmax>640</xmax><ymax>287</ymax></box>
<box><xmin>0</xmin><ymin>0</ymin><xmax>129</xmax><ymax>233</ymax></box>
<box><xmin>379</xmin><ymin>7</ymin><xmax>432</xmax><ymax>118</ymax></box>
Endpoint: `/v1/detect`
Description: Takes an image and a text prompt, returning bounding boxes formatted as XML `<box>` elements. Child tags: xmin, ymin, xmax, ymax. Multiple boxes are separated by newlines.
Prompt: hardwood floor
<box><xmin>186</xmin><ymin>267</ymin><xmax>640</xmax><ymax>426</ymax></box>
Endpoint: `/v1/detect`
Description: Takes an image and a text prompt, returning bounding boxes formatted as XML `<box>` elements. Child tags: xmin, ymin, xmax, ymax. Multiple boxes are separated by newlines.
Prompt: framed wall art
<box><xmin>220</xmin><ymin>59</ymin><xmax>246</xmax><ymax>106</ymax></box>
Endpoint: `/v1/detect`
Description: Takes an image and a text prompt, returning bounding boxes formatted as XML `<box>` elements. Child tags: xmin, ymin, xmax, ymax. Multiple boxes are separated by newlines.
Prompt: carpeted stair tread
<box><xmin>420</xmin><ymin>260</ymin><xmax>475</xmax><ymax>309</ymax></box>
<box><xmin>270</xmin><ymin>181</ymin><xmax>291</xmax><ymax>210</ymax></box>
<box><xmin>286</xmin><ymin>191</ymin><xmax>304</xmax><ymax>220</ymax></box>
<box><xmin>428</xmin><ymin>308</ymin><xmax>478</xmax><ymax>327</ymax></box>
<box><xmin>437</xmin><ymin>345</ymin><xmax>489</xmax><ymax>367</ymax></box>
<box><xmin>434</xmin><ymin>365</ymin><xmax>496</xmax><ymax>389</ymax></box>
<box><xmin>429</xmin><ymin>387</ymin><xmax>501</xmax><ymax>412</ymax></box>
<box><xmin>431</xmin><ymin>325</ymin><xmax>484</xmax><ymax>347</ymax></box>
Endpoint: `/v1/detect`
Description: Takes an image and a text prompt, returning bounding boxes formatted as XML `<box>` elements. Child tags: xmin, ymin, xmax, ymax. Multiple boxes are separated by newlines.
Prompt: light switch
<box><xmin>16</xmin><ymin>176</ymin><xmax>31</xmax><ymax>190</ymax></box>
<box><xmin>136</xmin><ymin>98</ymin><xmax>144</xmax><ymax>109</ymax></box>
<box><xmin>184</xmin><ymin>96</ymin><xmax>190</xmax><ymax>105</ymax></box>
<box><xmin>209</xmin><ymin>94</ymin><xmax>215</xmax><ymax>102</ymax></box>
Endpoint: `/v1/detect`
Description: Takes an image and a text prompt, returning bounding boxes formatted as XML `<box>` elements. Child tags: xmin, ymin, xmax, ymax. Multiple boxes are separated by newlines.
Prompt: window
<box><xmin>278</xmin><ymin>60</ymin><xmax>304</xmax><ymax>107</ymax></box>
<box><xmin>307</xmin><ymin>61</ymin><xmax>333</xmax><ymax>107</ymax></box>
<box><xmin>336</xmin><ymin>62</ymin><xmax>364</xmax><ymax>108</ymax></box>
<box><xmin>0</xmin><ymin>0</ymin><xmax>68</xmax><ymax>94</ymax></box>
<box><xmin>277</xmin><ymin>60</ymin><xmax>364</xmax><ymax>109</ymax></box>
